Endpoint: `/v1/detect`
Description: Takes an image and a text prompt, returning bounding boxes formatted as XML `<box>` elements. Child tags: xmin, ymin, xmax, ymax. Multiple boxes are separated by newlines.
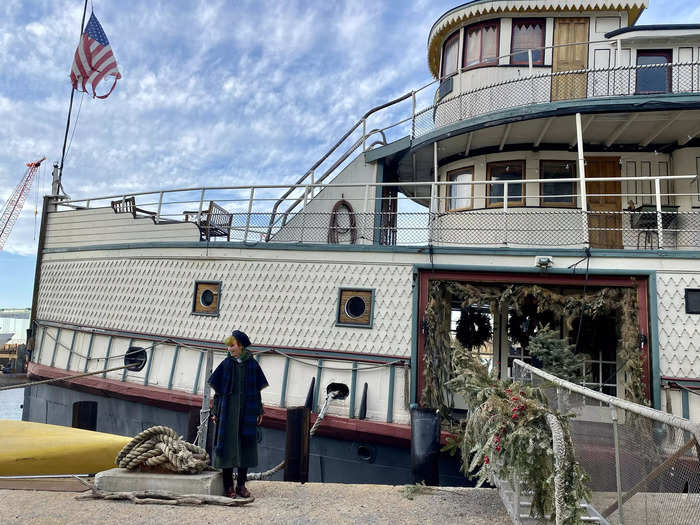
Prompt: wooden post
<box><xmin>284</xmin><ymin>407</ymin><xmax>310</xmax><ymax>483</ymax></box>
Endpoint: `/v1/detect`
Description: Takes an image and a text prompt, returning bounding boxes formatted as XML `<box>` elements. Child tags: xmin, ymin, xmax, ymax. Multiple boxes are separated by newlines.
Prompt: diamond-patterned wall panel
<box><xmin>37</xmin><ymin>256</ymin><xmax>414</xmax><ymax>356</ymax></box>
<box><xmin>657</xmin><ymin>273</ymin><xmax>700</xmax><ymax>378</ymax></box>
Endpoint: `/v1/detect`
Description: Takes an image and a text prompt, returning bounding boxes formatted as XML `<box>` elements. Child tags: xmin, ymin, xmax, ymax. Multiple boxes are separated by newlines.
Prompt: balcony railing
<box><xmin>56</xmin><ymin>174</ymin><xmax>699</xmax><ymax>252</ymax></box>
<box><xmin>416</xmin><ymin>61</ymin><xmax>700</xmax><ymax>138</ymax></box>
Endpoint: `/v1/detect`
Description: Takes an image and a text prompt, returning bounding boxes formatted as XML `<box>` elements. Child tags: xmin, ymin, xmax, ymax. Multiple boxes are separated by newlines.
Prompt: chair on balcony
<box><xmin>630</xmin><ymin>204</ymin><xmax>679</xmax><ymax>249</ymax></box>
<box><xmin>183</xmin><ymin>201</ymin><xmax>233</xmax><ymax>241</ymax></box>
<box><xmin>110</xmin><ymin>196</ymin><xmax>157</xmax><ymax>221</ymax></box>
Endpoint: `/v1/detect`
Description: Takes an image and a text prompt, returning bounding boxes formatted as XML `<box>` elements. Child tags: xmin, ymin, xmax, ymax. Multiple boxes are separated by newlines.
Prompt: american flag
<box><xmin>70</xmin><ymin>12</ymin><xmax>121</xmax><ymax>99</ymax></box>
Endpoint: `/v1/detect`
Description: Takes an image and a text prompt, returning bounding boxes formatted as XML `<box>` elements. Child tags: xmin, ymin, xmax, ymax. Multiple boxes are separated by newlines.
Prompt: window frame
<box><xmin>440</xmin><ymin>30</ymin><xmax>460</xmax><ymax>79</ymax></box>
<box><xmin>635</xmin><ymin>49</ymin><xmax>672</xmax><ymax>95</ymax></box>
<box><xmin>462</xmin><ymin>20</ymin><xmax>501</xmax><ymax>71</ymax></box>
<box><xmin>486</xmin><ymin>160</ymin><xmax>526</xmax><ymax>208</ymax></box>
<box><xmin>510</xmin><ymin>18</ymin><xmax>546</xmax><ymax>66</ymax></box>
<box><xmin>447</xmin><ymin>166</ymin><xmax>475</xmax><ymax>212</ymax></box>
<box><xmin>539</xmin><ymin>160</ymin><xmax>577</xmax><ymax>208</ymax></box>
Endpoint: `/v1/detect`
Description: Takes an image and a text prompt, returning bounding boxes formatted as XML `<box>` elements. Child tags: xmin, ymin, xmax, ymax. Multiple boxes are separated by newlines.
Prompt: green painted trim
<box><xmin>43</xmin><ymin>241</ymin><xmax>700</xmax><ymax>259</ymax></box>
<box><xmin>411</xmin><ymin>94</ymin><xmax>700</xmax><ymax>151</ymax></box>
<box><xmin>50</xmin><ymin>327</ymin><xmax>61</xmax><ymax>368</ymax></box>
<box><xmin>412</xmin><ymin>263</ymin><xmax>659</xmax><ymax>277</ymax></box>
<box><xmin>410</xmin><ymin>270</ymin><xmax>419</xmax><ymax>405</ymax></box>
<box><xmin>648</xmin><ymin>273</ymin><xmax>661</xmax><ymax>410</ymax></box>
<box><xmin>349</xmin><ymin>361</ymin><xmax>358</xmax><ymax>418</ymax></box>
<box><xmin>121</xmin><ymin>338</ymin><xmax>133</xmax><ymax>381</ymax></box>
<box><xmin>36</xmin><ymin>325</ymin><xmax>46</xmax><ymax>364</ymax></box>
<box><xmin>143</xmin><ymin>345</ymin><xmax>154</xmax><ymax>386</ymax></box>
<box><xmin>682</xmin><ymin>389</ymin><xmax>690</xmax><ymax>420</ymax></box>
<box><xmin>102</xmin><ymin>336</ymin><xmax>112</xmax><ymax>378</ymax></box>
<box><xmin>387</xmin><ymin>364</ymin><xmax>395</xmax><ymax>423</ymax></box>
<box><xmin>280</xmin><ymin>356</ymin><xmax>290</xmax><ymax>408</ymax></box>
<box><xmin>665</xmin><ymin>378</ymin><xmax>700</xmax><ymax>387</ymax></box>
<box><xmin>168</xmin><ymin>345</ymin><xmax>180</xmax><ymax>389</ymax></box>
<box><xmin>193</xmin><ymin>351</ymin><xmax>205</xmax><ymax>394</ymax></box>
<box><xmin>373</xmin><ymin>160</ymin><xmax>384</xmax><ymax>244</ymax></box>
<box><xmin>364</xmin><ymin>136</ymin><xmax>411</xmax><ymax>162</ymax></box>
<box><xmin>65</xmin><ymin>331</ymin><xmax>76</xmax><ymax>371</ymax></box>
<box><xmin>313</xmin><ymin>360</ymin><xmax>323</xmax><ymax>413</ymax></box>
<box><xmin>83</xmin><ymin>333</ymin><xmax>94</xmax><ymax>373</ymax></box>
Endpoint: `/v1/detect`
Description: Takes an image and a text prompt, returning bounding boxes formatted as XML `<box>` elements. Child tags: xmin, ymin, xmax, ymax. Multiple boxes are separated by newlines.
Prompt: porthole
<box><xmin>200</xmin><ymin>289</ymin><xmax>214</xmax><ymax>307</ymax></box>
<box><xmin>192</xmin><ymin>281</ymin><xmax>221</xmax><ymax>316</ymax></box>
<box><xmin>345</xmin><ymin>296</ymin><xmax>366</xmax><ymax>318</ymax></box>
<box><xmin>336</xmin><ymin>288</ymin><xmax>374</xmax><ymax>328</ymax></box>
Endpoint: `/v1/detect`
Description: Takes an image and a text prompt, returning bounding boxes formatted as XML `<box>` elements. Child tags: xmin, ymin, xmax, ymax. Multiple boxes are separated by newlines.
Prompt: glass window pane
<box><xmin>465</xmin><ymin>27</ymin><xmax>482</xmax><ymax>66</ymax></box>
<box><xmin>489</xmin><ymin>163</ymin><xmax>523</xmax><ymax>205</ymax></box>
<box><xmin>442</xmin><ymin>33</ymin><xmax>459</xmax><ymax>77</ymax></box>
<box><xmin>636</xmin><ymin>52</ymin><xmax>670</xmax><ymax>93</ymax></box>
<box><xmin>541</xmin><ymin>161</ymin><xmax>576</xmax><ymax>204</ymax></box>
<box><xmin>482</xmin><ymin>24</ymin><xmax>499</xmax><ymax>63</ymax></box>
<box><xmin>512</xmin><ymin>20</ymin><xmax>544</xmax><ymax>64</ymax></box>
<box><xmin>449</xmin><ymin>169</ymin><xmax>473</xmax><ymax>210</ymax></box>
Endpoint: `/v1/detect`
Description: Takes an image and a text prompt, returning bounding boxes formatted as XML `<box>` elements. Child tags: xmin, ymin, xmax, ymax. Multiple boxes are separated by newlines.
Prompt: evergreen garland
<box><xmin>444</xmin><ymin>345</ymin><xmax>591</xmax><ymax>524</ymax></box>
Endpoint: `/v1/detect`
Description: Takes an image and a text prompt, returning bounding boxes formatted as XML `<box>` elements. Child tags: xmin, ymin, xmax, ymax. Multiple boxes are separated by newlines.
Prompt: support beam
<box><xmin>570</xmin><ymin>115</ymin><xmax>594</xmax><ymax>148</ymax></box>
<box><xmin>499</xmin><ymin>123</ymin><xmax>512</xmax><ymax>151</ymax></box>
<box><xmin>534</xmin><ymin>117</ymin><xmax>554</xmax><ymax>148</ymax></box>
<box><xmin>679</xmin><ymin>125</ymin><xmax>700</xmax><ymax>146</ymax></box>
<box><xmin>464</xmin><ymin>133</ymin><xmax>473</xmax><ymax>157</ymax></box>
<box><xmin>605</xmin><ymin>113</ymin><xmax>639</xmax><ymax>148</ymax></box>
<box><xmin>641</xmin><ymin>112</ymin><xmax>681</xmax><ymax>147</ymax></box>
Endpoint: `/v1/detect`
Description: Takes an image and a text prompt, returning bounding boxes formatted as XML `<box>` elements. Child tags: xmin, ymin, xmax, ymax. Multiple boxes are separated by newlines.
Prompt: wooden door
<box><xmin>552</xmin><ymin>18</ymin><xmax>589</xmax><ymax>101</ymax></box>
<box><xmin>586</xmin><ymin>158</ymin><xmax>622</xmax><ymax>249</ymax></box>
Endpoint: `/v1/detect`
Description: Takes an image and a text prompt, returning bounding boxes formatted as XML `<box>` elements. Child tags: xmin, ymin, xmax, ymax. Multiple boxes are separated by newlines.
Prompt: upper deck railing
<box><xmin>54</xmin><ymin>173</ymin><xmax>699</xmax><ymax>252</ymax></box>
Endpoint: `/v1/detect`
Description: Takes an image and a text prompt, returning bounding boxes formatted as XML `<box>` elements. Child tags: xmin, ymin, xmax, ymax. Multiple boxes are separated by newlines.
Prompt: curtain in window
<box><xmin>465</xmin><ymin>26</ymin><xmax>482</xmax><ymax>67</ymax></box>
<box><xmin>442</xmin><ymin>33</ymin><xmax>459</xmax><ymax>77</ymax></box>
<box><xmin>449</xmin><ymin>170</ymin><xmax>473</xmax><ymax>210</ymax></box>
<box><xmin>482</xmin><ymin>23</ymin><xmax>499</xmax><ymax>63</ymax></box>
<box><xmin>512</xmin><ymin>20</ymin><xmax>544</xmax><ymax>64</ymax></box>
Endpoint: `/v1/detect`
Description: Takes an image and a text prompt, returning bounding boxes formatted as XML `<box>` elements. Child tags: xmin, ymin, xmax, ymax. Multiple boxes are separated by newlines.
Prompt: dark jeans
<box><xmin>222</xmin><ymin>467</ymin><xmax>248</xmax><ymax>490</ymax></box>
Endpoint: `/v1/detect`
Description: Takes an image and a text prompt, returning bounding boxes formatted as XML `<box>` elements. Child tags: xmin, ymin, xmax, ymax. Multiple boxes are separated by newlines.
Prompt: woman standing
<box><xmin>208</xmin><ymin>330</ymin><xmax>268</xmax><ymax>498</ymax></box>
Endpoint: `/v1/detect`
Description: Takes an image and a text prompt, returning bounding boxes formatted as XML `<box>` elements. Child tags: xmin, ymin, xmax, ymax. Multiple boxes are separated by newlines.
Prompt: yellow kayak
<box><xmin>0</xmin><ymin>420</ymin><xmax>131</xmax><ymax>476</ymax></box>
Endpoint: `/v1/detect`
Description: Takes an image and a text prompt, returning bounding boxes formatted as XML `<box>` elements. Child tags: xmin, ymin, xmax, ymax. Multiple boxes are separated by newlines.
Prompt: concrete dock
<box><xmin>0</xmin><ymin>480</ymin><xmax>510</xmax><ymax>524</ymax></box>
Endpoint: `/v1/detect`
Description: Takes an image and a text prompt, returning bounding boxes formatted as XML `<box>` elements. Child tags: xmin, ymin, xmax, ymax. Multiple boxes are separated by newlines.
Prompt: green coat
<box><xmin>211</xmin><ymin>352</ymin><xmax>264</xmax><ymax>469</ymax></box>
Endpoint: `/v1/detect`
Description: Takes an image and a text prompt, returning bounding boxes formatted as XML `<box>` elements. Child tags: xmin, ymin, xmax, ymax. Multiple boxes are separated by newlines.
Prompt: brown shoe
<box><xmin>235</xmin><ymin>485</ymin><xmax>251</xmax><ymax>498</ymax></box>
<box><xmin>224</xmin><ymin>487</ymin><xmax>237</xmax><ymax>499</ymax></box>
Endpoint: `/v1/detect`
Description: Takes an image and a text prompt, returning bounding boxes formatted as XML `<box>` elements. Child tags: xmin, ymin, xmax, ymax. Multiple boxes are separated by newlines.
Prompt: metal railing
<box><xmin>55</xmin><ymin>174</ymin><xmax>699</xmax><ymax>251</ymax></box>
<box><xmin>513</xmin><ymin>359</ymin><xmax>700</xmax><ymax>525</ymax></box>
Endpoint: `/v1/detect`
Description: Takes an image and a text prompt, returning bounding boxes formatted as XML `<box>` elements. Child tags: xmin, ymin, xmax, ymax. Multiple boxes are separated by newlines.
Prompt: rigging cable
<box><xmin>63</xmin><ymin>92</ymin><xmax>85</xmax><ymax>166</ymax></box>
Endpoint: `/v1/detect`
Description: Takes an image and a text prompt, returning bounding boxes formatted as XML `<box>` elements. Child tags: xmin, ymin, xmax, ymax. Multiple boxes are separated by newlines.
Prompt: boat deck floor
<box><xmin>0</xmin><ymin>481</ymin><xmax>509</xmax><ymax>524</ymax></box>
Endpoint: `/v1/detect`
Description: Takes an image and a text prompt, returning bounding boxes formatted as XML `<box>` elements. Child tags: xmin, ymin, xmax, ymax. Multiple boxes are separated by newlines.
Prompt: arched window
<box><xmin>441</xmin><ymin>31</ymin><xmax>459</xmax><ymax>78</ymax></box>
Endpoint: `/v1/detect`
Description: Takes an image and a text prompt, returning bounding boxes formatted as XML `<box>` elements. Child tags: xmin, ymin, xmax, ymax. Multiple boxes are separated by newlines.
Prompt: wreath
<box><xmin>455</xmin><ymin>306</ymin><xmax>492</xmax><ymax>351</ymax></box>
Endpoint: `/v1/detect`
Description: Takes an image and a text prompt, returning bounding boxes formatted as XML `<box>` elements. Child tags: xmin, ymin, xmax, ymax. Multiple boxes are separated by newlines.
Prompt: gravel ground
<box><xmin>0</xmin><ymin>482</ymin><xmax>510</xmax><ymax>524</ymax></box>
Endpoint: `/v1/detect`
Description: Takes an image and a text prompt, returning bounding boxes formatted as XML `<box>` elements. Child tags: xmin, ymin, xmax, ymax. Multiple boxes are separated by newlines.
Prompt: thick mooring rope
<box><xmin>545</xmin><ymin>413</ymin><xmax>565</xmax><ymax>525</ymax></box>
<box><xmin>117</xmin><ymin>391</ymin><xmax>339</xmax><ymax>480</ymax></box>
<box><xmin>116</xmin><ymin>426</ymin><xmax>214</xmax><ymax>474</ymax></box>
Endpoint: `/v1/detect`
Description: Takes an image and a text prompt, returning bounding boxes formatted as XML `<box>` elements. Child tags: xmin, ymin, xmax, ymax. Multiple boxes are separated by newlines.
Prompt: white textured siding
<box><xmin>36</xmin><ymin>256</ymin><xmax>414</xmax><ymax>357</ymax></box>
<box><xmin>657</xmin><ymin>272</ymin><xmax>700</xmax><ymax>378</ymax></box>
<box><xmin>44</xmin><ymin>207</ymin><xmax>199</xmax><ymax>249</ymax></box>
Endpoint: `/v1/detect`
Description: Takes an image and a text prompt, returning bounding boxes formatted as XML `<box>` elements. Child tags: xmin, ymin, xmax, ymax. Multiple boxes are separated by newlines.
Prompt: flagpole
<box><xmin>54</xmin><ymin>0</ymin><xmax>89</xmax><ymax>196</ymax></box>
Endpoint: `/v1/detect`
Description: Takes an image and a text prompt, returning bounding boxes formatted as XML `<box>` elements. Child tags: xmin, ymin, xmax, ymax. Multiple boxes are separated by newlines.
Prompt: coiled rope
<box><xmin>116</xmin><ymin>426</ymin><xmax>214</xmax><ymax>474</ymax></box>
<box><xmin>116</xmin><ymin>390</ymin><xmax>340</xmax><ymax>480</ymax></box>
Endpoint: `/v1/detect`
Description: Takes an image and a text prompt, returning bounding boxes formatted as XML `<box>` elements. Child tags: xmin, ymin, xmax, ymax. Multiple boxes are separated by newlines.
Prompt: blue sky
<box><xmin>1</xmin><ymin>0</ymin><xmax>699</xmax><ymax>308</ymax></box>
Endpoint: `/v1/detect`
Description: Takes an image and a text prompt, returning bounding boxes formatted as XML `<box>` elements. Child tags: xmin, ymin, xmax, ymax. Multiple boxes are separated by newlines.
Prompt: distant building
<box><xmin>0</xmin><ymin>308</ymin><xmax>31</xmax><ymax>344</ymax></box>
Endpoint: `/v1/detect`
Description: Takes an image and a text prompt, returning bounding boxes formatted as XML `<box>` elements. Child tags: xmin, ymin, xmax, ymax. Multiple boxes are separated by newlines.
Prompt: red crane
<box><xmin>0</xmin><ymin>157</ymin><xmax>46</xmax><ymax>252</ymax></box>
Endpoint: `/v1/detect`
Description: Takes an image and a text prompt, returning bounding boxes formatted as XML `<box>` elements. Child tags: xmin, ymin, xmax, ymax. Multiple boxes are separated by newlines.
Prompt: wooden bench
<box><xmin>110</xmin><ymin>196</ymin><xmax>157</xmax><ymax>220</ymax></box>
<box><xmin>183</xmin><ymin>201</ymin><xmax>233</xmax><ymax>241</ymax></box>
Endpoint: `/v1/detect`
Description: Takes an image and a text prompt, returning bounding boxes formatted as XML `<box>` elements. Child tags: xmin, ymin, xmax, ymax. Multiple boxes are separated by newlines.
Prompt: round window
<box><xmin>345</xmin><ymin>296</ymin><xmax>366</xmax><ymax>318</ymax></box>
<box><xmin>200</xmin><ymin>289</ymin><xmax>215</xmax><ymax>307</ymax></box>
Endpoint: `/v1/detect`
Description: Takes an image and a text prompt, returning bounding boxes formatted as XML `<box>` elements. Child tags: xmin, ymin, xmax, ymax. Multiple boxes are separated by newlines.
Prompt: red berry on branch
<box><xmin>484</xmin><ymin>456</ymin><xmax>490</xmax><ymax>464</ymax></box>
<box><xmin>495</xmin><ymin>445</ymin><xmax>501</xmax><ymax>452</ymax></box>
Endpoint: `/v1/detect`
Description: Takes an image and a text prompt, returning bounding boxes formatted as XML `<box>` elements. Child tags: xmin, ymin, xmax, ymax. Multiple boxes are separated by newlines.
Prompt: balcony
<box><xmin>53</xmin><ymin>174</ymin><xmax>700</xmax><ymax>253</ymax></box>
<box><xmin>416</xmin><ymin>61</ymin><xmax>700</xmax><ymax>138</ymax></box>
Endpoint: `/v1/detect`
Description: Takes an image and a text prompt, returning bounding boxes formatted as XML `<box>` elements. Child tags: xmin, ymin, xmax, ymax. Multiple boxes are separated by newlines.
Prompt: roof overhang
<box><xmin>428</xmin><ymin>1</ymin><xmax>649</xmax><ymax>78</ymax></box>
<box><xmin>380</xmin><ymin>94</ymin><xmax>700</xmax><ymax>204</ymax></box>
